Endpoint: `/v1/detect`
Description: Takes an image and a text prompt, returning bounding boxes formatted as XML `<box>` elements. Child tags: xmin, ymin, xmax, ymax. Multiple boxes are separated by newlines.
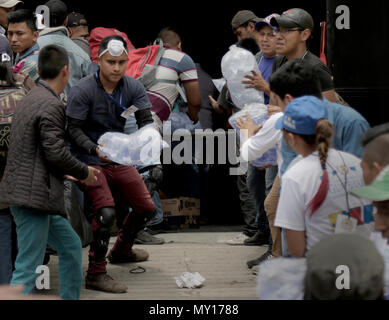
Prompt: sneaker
<box><xmin>226</xmin><ymin>233</ymin><xmax>250</xmax><ymax>246</ymax></box>
<box><xmin>85</xmin><ymin>273</ymin><xmax>128</xmax><ymax>293</ymax></box>
<box><xmin>107</xmin><ymin>248</ymin><xmax>149</xmax><ymax>264</ymax></box>
<box><xmin>247</xmin><ymin>251</ymin><xmax>273</xmax><ymax>269</ymax></box>
<box><xmin>135</xmin><ymin>230</ymin><xmax>165</xmax><ymax>245</ymax></box>
<box><xmin>251</xmin><ymin>265</ymin><xmax>259</xmax><ymax>275</ymax></box>
<box><xmin>244</xmin><ymin>231</ymin><xmax>269</xmax><ymax>246</ymax></box>
<box><xmin>147</xmin><ymin>220</ymin><xmax>178</xmax><ymax>235</ymax></box>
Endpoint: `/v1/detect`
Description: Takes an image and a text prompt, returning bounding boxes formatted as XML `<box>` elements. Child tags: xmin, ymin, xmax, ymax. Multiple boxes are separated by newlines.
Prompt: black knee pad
<box><xmin>97</xmin><ymin>207</ymin><xmax>116</xmax><ymax>230</ymax></box>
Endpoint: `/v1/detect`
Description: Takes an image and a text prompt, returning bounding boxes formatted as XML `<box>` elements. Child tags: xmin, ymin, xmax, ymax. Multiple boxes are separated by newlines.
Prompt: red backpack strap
<box><xmin>320</xmin><ymin>21</ymin><xmax>328</xmax><ymax>66</ymax></box>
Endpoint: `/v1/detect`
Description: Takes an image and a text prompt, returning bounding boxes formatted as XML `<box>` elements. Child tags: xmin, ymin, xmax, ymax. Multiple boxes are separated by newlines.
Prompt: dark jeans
<box><xmin>247</xmin><ymin>166</ymin><xmax>269</xmax><ymax>237</ymax></box>
<box><xmin>0</xmin><ymin>208</ymin><xmax>12</xmax><ymax>284</ymax></box>
<box><xmin>237</xmin><ymin>170</ymin><xmax>260</xmax><ymax>237</ymax></box>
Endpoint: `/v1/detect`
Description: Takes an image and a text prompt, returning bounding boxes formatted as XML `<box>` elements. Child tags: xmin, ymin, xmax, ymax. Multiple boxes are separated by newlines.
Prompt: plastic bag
<box><xmin>174</xmin><ymin>272</ymin><xmax>205</xmax><ymax>289</ymax></box>
<box><xmin>257</xmin><ymin>258</ymin><xmax>306</xmax><ymax>300</ymax></box>
<box><xmin>229</xmin><ymin>104</ymin><xmax>278</xmax><ymax>168</ymax></box>
<box><xmin>221</xmin><ymin>45</ymin><xmax>264</xmax><ymax>109</ymax></box>
<box><xmin>165</xmin><ymin>111</ymin><xmax>202</xmax><ymax>134</ymax></box>
<box><xmin>97</xmin><ymin>125</ymin><xmax>168</xmax><ymax>166</ymax></box>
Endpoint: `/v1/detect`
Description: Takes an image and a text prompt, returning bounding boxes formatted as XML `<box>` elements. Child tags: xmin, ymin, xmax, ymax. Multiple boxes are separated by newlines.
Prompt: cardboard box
<box><xmin>161</xmin><ymin>197</ymin><xmax>200</xmax><ymax>217</ymax></box>
<box><xmin>160</xmin><ymin>198</ymin><xmax>183</xmax><ymax>217</ymax></box>
<box><xmin>181</xmin><ymin>197</ymin><xmax>200</xmax><ymax>216</ymax></box>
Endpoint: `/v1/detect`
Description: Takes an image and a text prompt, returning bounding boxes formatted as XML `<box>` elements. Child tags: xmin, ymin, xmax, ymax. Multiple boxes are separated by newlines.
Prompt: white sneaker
<box><xmin>226</xmin><ymin>233</ymin><xmax>249</xmax><ymax>246</ymax></box>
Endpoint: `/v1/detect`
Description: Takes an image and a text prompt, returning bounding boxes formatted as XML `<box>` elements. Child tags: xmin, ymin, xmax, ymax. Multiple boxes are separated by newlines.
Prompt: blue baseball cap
<box><xmin>255</xmin><ymin>13</ymin><xmax>280</xmax><ymax>31</ymax></box>
<box><xmin>275</xmin><ymin>96</ymin><xmax>328</xmax><ymax>135</ymax></box>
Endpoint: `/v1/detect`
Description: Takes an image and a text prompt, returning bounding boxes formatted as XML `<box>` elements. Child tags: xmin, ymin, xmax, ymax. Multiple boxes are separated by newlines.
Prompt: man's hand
<box><xmin>96</xmin><ymin>145</ymin><xmax>113</xmax><ymax>163</ymax></box>
<box><xmin>186</xmin><ymin>109</ymin><xmax>199</xmax><ymax>124</ymax></box>
<box><xmin>242</xmin><ymin>70</ymin><xmax>270</xmax><ymax>95</ymax></box>
<box><xmin>65</xmin><ymin>166</ymin><xmax>100</xmax><ymax>186</ymax></box>
<box><xmin>267</xmin><ymin>105</ymin><xmax>282</xmax><ymax>117</ymax></box>
<box><xmin>208</xmin><ymin>95</ymin><xmax>224</xmax><ymax>114</ymax></box>
<box><xmin>81</xmin><ymin>166</ymin><xmax>100</xmax><ymax>185</ymax></box>
<box><xmin>236</xmin><ymin>112</ymin><xmax>263</xmax><ymax>138</ymax></box>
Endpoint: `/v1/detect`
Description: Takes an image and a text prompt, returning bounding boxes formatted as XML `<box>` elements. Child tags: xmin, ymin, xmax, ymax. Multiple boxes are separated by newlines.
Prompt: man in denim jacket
<box><xmin>37</xmin><ymin>0</ymin><xmax>95</xmax><ymax>95</ymax></box>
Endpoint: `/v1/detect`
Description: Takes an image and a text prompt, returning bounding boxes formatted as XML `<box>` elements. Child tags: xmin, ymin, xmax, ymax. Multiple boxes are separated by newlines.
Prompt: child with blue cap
<box><xmin>273</xmin><ymin>96</ymin><xmax>374</xmax><ymax>258</ymax></box>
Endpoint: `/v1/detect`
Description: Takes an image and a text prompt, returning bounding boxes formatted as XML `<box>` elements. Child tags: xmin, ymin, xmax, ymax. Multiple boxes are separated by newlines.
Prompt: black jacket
<box><xmin>0</xmin><ymin>81</ymin><xmax>89</xmax><ymax>216</ymax></box>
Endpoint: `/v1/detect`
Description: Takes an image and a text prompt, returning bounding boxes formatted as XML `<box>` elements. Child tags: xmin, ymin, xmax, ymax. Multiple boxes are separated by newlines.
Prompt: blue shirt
<box><xmin>258</xmin><ymin>56</ymin><xmax>275</xmax><ymax>104</ymax></box>
<box><xmin>14</xmin><ymin>43</ymin><xmax>40</xmax><ymax>83</ymax></box>
<box><xmin>280</xmin><ymin>99</ymin><xmax>370</xmax><ymax>177</ymax></box>
<box><xmin>66</xmin><ymin>72</ymin><xmax>152</xmax><ymax>165</ymax></box>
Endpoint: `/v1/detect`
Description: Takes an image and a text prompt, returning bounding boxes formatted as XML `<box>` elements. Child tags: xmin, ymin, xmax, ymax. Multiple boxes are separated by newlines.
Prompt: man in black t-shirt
<box><xmin>245</xmin><ymin>8</ymin><xmax>338</xmax><ymax>104</ymax></box>
<box><xmin>244</xmin><ymin>8</ymin><xmax>338</xmax><ymax>269</ymax></box>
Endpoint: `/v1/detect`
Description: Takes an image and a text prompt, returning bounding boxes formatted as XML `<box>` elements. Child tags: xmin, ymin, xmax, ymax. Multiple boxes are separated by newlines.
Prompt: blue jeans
<box><xmin>146</xmin><ymin>191</ymin><xmax>164</xmax><ymax>227</ymax></box>
<box><xmin>0</xmin><ymin>208</ymin><xmax>12</xmax><ymax>285</ymax></box>
<box><xmin>10</xmin><ymin>206</ymin><xmax>83</xmax><ymax>300</ymax></box>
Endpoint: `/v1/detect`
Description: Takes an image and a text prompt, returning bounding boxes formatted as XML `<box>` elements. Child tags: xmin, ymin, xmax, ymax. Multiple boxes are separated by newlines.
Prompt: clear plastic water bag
<box><xmin>221</xmin><ymin>45</ymin><xmax>264</xmax><ymax>109</ymax></box>
<box><xmin>229</xmin><ymin>103</ymin><xmax>277</xmax><ymax>168</ymax></box>
<box><xmin>98</xmin><ymin>124</ymin><xmax>168</xmax><ymax>166</ymax></box>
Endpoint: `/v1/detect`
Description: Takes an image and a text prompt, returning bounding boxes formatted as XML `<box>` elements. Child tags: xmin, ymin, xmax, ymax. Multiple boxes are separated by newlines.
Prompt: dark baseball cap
<box><xmin>45</xmin><ymin>0</ymin><xmax>67</xmax><ymax>27</ymax></box>
<box><xmin>305</xmin><ymin>234</ymin><xmax>384</xmax><ymax>300</ymax></box>
<box><xmin>67</xmin><ymin>12</ymin><xmax>88</xmax><ymax>27</ymax></box>
<box><xmin>231</xmin><ymin>10</ymin><xmax>261</xmax><ymax>30</ymax></box>
<box><xmin>270</xmin><ymin>8</ymin><xmax>314</xmax><ymax>31</ymax></box>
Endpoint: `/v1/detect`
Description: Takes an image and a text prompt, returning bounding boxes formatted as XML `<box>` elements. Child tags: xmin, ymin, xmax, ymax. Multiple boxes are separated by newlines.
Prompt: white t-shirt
<box><xmin>240</xmin><ymin>112</ymin><xmax>283</xmax><ymax>172</ymax></box>
<box><xmin>275</xmin><ymin>149</ymin><xmax>375</xmax><ymax>251</ymax></box>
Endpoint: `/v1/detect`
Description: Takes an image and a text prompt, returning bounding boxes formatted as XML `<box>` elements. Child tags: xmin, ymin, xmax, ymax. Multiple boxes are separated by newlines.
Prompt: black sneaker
<box><xmin>244</xmin><ymin>231</ymin><xmax>269</xmax><ymax>246</ymax></box>
<box><xmin>134</xmin><ymin>230</ymin><xmax>165</xmax><ymax>245</ymax></box>
<box><xmin>247</xmin><ymin>251</ymin><xmax>272</xmax><ymax>269</ymax></box>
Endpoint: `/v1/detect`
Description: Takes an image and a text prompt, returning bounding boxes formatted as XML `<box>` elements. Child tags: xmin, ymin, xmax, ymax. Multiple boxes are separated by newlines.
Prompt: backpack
<box><xmin>0</xmin><ymin>74</ymin><xmax>29</xmax><ymax>152</ymax></box>
<box><xmin>89</xmin><ymin>27</ymin><xmax>135</xmax><ymax>64</ymax></box>
<box><xmin>127</xmin><ymin>39</ymin><xmax>187</xmax><ymax>102</ymax></box>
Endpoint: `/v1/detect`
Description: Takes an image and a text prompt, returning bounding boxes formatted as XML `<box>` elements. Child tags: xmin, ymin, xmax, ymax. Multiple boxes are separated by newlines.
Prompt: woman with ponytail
<box><xmin>273</xmin><ymin>96</ymin><xmax>374</xmax><ymax>258</ymax></box>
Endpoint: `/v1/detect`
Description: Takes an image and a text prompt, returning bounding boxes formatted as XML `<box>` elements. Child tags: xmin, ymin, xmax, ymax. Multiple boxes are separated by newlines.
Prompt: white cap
<box><xmin>1</xmin><ymin>53</ymin><xmax>10</xmax><ymax>62</ymax></box>
<box><xmin>0</xmin><ymin>0</ymin><xmax>23</xmax><ymax>8</ymax></box>
<box><xmin>99</xmin><ymin>39</ymin><xmax>128</xmax><ymax>58</ymax></box>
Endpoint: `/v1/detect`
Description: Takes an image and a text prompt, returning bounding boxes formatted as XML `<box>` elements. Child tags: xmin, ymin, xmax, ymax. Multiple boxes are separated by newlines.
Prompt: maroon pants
<box><xmin>81</xmin><ymin>164</ymin><xmax>155</xmax><ymax>274</ymax></box>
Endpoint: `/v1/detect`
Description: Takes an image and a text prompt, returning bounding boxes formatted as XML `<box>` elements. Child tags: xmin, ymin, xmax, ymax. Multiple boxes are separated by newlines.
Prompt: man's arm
<box><xmin>183</xmin><ymin>80</ymin><xmax>202</xmax><ymax>123</ymax></box>
<box><xmin>135</xmin><ymin>108</ymin><xmax>154</xmax><ymax>129</ymax></box>
<box><xmin>67</xmin><ymin>117</ymin><xmax>98</xmax><ymax>156</ymax></box>
<box><xmin>40</xmin><ymin>105</ymin><xmax>89</xmax><ymax>181</ymax></box>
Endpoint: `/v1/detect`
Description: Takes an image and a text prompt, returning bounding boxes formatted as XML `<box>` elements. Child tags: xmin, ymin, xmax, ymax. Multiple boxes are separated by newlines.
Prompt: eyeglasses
<box><xmin>275</xmin><ymin>28</ymin><xmax>303</xmax><ymax>35</ymax></box>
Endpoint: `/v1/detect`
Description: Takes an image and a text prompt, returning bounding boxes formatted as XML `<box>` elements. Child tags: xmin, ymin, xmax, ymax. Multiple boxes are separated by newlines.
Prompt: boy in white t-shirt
<box><xmin>274</xmin><ymin>96</ymin><xmax>374</xmax><ymax>257</ymax></box>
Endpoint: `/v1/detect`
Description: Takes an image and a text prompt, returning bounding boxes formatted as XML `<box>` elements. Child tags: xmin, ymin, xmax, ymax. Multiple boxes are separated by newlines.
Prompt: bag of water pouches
<box><xmin>98</xmin><ymin>124</ymin><xmax>168</xmax><ymax>166</ymax></box>
<box><xmin>221</xmin><ymin>45</ymin><xmax>265</xmax><ymax>109</ymax></box>
<box><xmin>229</xmin><ymin>104</ymin><xmax>277</xmax><ymax>168</ymax></box>
<box><xmin>165</xmin><ymin>111</ymin><xmax>202</xmax><ymax>134</ymax></box>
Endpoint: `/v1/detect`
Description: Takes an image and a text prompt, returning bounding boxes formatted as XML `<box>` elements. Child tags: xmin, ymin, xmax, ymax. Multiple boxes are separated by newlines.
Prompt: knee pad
<box><xmin>96</xmin><ymin>207</ymin><xmax>116</xmax><ymax>230</ymax></box>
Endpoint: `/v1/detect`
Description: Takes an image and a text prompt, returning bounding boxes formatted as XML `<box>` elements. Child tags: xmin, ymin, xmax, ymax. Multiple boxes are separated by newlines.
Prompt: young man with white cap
<box><xmin>352</xmin><ymin>123</ymin><xmax>389</xmax><ymax>243</ymax></box>
<box><xmin>0</xmin><ymin>0</ymin><xmax>22</xmax><ymax>36</ymax></box>
<box><xmin>66</xmin><ymin>36</ymin><xmax>157</xmax><ymax>294</ymax></box>
<box><xmin>352</xmin><ymin>166</ymin><xmax>389</xmax><ymax>244</ymax></box>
